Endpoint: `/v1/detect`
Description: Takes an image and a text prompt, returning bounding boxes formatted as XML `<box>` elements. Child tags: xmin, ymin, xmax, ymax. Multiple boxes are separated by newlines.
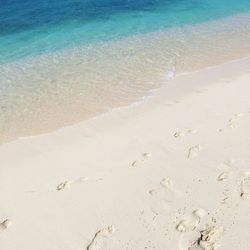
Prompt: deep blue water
<box><xmin>1</xmin><ymin>0</ymin><xmax>250</xmax><ymax>63</ymax></box>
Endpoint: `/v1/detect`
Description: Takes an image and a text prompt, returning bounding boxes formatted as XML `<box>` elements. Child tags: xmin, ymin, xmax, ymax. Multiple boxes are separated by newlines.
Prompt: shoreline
<box><xmin>2</xmin><ymin>52</ymin><xmax>250</xmax><ymax>146</ymax></box>
<box><xmin>2</xmin><ymin>50</ymin><xmax>250</xmax><ymax>146</ymax></box>
<box><xmin>2</xmin><ymin>12</ymin><xmax>250</xmax><ymax>144</ymax></box>
<box><xmin>1</xmin><ymin>51</ymin><xmax>250</xmax><ymax>249</ymax></box>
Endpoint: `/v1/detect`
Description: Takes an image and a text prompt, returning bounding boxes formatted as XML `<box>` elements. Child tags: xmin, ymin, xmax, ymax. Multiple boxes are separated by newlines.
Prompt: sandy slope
<box><xmin>0</xmin><ymin>57</ymin><xmax>250</xmax><ymax>250</ymax></box>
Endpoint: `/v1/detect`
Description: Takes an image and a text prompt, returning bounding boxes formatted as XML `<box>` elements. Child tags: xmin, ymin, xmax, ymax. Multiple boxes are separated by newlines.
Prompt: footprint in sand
<box><xmin>131</xmin><ymin>153</ymin><xmax>152</xmax><ymax>167</ymax></box>
<box><xmin>228</xmin><ymin>113</ymin><xmax>243</xmax><ymax>129</ymax></box>
<box><xmin>218</xmin><ymin>178</ymin><xmax>231</xmax><ymax>205</ymax></box>
<box><xmin>216</xmin><ymin>164</ymin><xmax>236</xmax><ymax>204</ymax></box>
<box><xmin>0</xmin><ymin>219</ymin><xmax>12</xmax><ymax>232</ymax></box>
<box><xmin>174</xmin><ymin>129</ymin><xmax>197</xmax><ymax>138</ymax></box>
<box><xmin>176</xmin><ymin>209</ymin><xmax>206</xmax><ymax>232</ymax></box>
<box><xmin>160</xmin><ymin>177</ymin><xmax>174</xmax><ymax>189</ymax></box>
<box><xmin>186</xmin><ymin>225</ymin><xmax>224</xmax><ymax>250</ymax></box>
<box><xmin>187</xmin><ymin>145</ymin><xmax>202</xmax><ymax>159</ymax></box>
<box><xmin>56</xmin><ymin>181</ymin><xmax>72</xmax><ymax>191</ymax></box>
<box><xmin>148</xmin><ymin>177</ymin><xmax>179</xmax><ymax>215</ymax></box>
<box><xmin>217</xmin><ymin>167</ymin><xmax>250</xmax><ymax>203</ymax></box>
<box><xmin>217</xmin><ymin>171</ymin><xmax>233</xmax><ymax>182</ymax></box>
<box><xmin>87</xmin><ymin>225</ymin><xmax>115</xmax><ymax>250</ymax></box>
<box><xmin>219</xmin><ymin>113</ymin><xmax>243</xmax><ymax>132</ymax></box>
<box><xmin>240</xmin><ymin>171</ymin><xmax>250</xmax><ymax>200</ymax></box>
<box><xmin>216</xmin><ymin>165</ymin><xmax>250</xmax><ymax>203</ymax></box>
<box><xmin>56</xmin><ymin>177</ymin><xmax>103</xmax><ymax>191</ymax></box>
<box><xmin>177</xmin><ymin>209</ymin><xmax>223</xmax><ymax>250</ymax></box>
<box><xmin>228</xmin><ymin>118</ymin><xmax>236</xmax><ymax>129</ymax></box>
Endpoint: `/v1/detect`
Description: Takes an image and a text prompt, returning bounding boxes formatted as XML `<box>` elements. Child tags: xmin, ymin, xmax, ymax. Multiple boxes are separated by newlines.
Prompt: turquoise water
<box><xmin>1</xmin><ymin>0</ymin><xmax>250</xmax><ymax>143</ymax></box>
<box><xmin>1</xmin><ymin>0</ymin><xmax>250</xmax><ymax>63</ymax></box>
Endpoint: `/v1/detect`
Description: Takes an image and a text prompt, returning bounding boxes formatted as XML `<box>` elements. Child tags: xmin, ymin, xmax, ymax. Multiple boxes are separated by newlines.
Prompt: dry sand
<box><xmin>0</xmin><ymin>56</ymin><xmax>250</xmax><ymax>249</ymax></box>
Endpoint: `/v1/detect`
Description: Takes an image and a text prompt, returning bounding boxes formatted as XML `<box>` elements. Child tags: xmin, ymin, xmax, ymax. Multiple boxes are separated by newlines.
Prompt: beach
<box><xmin>1</xmin><ymin>56</ymin><xmax>250</xmax><ymax>249</ymax></box>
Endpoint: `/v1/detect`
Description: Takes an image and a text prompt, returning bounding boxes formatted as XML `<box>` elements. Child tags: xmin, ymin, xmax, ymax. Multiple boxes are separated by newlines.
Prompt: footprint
<box><xmin>217</xmin><ymin>172</ymin><xmax>233</xmax><ymax>181</ymax></box>
<box><xmin>217</xmin><ymin>166</ymin><xmax>235</xmax><ymax>204</ymax></box>
<box><xmin>148</xmin><ymin>191</ymin><xmax>171</xmax><ymax>216</ymax></box>
<box><xmin>227</xmin><ymin>114</ymin><xmax>243</xmax><ymax>129</ymax></box>
<box><xmin>219</xmin><ymin>114</ymin><xmax>243</xmax><ymax>132</ymax></box>
<box><xmin>56</xmin><ymin>181</ymin><xmax>72</xmax><ymax>191</ymax></box>
<box><xmin>87</xmin><ymin>225</ymin><xmax>115</xmax><ymax>250</ymax></box>
<box><xmin>148</xmin><ymin>177</ymin><xmax>177</xmax><ymax>215</ymax></box>
<box><xmin>190</xmin><ymin>225</ymin><xmax>224</xmax><ymax>250</ymax></box>
<box><xmin>0</xmin><ymin>219</ymin><xmax>12</xmax><ymax>232</ymax></box>
<box><xmin>149</xmin><ymin>177</ymin><xmax>174</xmax><ymax>197</ymax></box>
<box><xmin>228</xmin><ymin>119</ymin><xmax>236</xmax><ymax>129</ymax></box>
<box><xmin>228</xmin><ymin>114</ymin><xmax>242</xmax><ymax>128</ymax></box>
<box><xmin>217</xmin><ymin>167</ymin><xmax>250</xmax><ymax>203</ymax></box>
<box><xmin>174</xmin><ymin>129</ymin><xmax>196</xmax><ymax>138</ymax></box>
<box><xmin>176</xmin><ymin>209</ymin><xmax>206</xmax><ymax>232</ymax></box>
<box><xmin>160</xmin><ymin>177</ymin><xmax>174</xmax><ymax>188</ymax></box>
<box><xmin>131</xmin><ymin>153</ymin><xmax>152</xmax><ymax>167</ymax></box>
<box><xmin>178</xmin><ymin>212</ymin><xmax>223</xmax><ymax>250</ymax></box>
<box><xmin>240</xmin><ymin>172</ymin><xmax>250</xmax><ymax>200</ymax></box>
<box><xmin>220</xmin><ymin>186</ymin><xmax>231</xmax><ymax>204</ymax></box>
<box><xmin>187</xmin><ymin>145</ymin><xmax>202</xmax><ymax>159</ymax></box>
<box><xmin>174</xmin><ymin>131</ymin><xmax>185</xmax><ymax>138</ymax></box>
<box><xmin>56</xmin><ymin>177</ymin><xmax>103</xmax><ymax>191</ymax></box>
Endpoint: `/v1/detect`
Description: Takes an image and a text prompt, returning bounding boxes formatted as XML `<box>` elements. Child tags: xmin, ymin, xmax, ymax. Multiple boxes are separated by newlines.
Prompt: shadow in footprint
<box><xmin>87</xmin><ymin>225</ymin><xmax>115</xmax><ymax>250</ymax></box>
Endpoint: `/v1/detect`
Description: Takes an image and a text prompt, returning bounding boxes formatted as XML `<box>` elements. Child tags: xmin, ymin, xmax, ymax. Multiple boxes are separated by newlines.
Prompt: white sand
<box><xmin>1</xmin><ymin>57</ymin><xmax>250</xmax><ymax>250</ymax></box>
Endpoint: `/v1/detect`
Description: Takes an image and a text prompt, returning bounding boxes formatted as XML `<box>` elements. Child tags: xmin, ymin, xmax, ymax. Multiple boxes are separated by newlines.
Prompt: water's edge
<box><xmin>1</xmin><ymin>12</ymin><xmax>250</xmax><ymax>144</ymax></box>
<box><xmin>2</xmin><ymin>50</ymin><xmax>250</xmax><ymax>146</ymax></box>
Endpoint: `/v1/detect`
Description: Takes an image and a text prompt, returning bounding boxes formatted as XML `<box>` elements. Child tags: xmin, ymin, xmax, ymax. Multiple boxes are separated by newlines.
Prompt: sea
<box><xmin>1</xmin><ymin>0</ymin><xmax>250</xmax><ymax>142</ymax></box>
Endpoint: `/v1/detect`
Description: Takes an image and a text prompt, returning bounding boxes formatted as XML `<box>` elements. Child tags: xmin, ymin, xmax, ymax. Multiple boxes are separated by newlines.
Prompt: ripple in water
<box><xmin>1</xmin><ymin>13</ymin><xmax>250</xmax><ymax>143</ymax></box>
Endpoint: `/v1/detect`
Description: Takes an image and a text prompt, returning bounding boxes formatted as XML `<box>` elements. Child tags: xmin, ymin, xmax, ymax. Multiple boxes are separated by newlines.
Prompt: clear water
<box><xmin>1</xmin><ymin>0</ymin><xmax>250</xmax><ymax>63</ymax></box>
<box><xmin>1</xmin><ymin>0</ymin><xmax>250</xmax><ymax>142</ymax></box>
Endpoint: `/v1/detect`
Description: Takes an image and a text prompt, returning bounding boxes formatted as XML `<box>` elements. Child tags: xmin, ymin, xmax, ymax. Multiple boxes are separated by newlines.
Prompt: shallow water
<box><xmin>1</xmin><ymin>1</ymin><xmax>250</xmax><ymax>142</ymax></box>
